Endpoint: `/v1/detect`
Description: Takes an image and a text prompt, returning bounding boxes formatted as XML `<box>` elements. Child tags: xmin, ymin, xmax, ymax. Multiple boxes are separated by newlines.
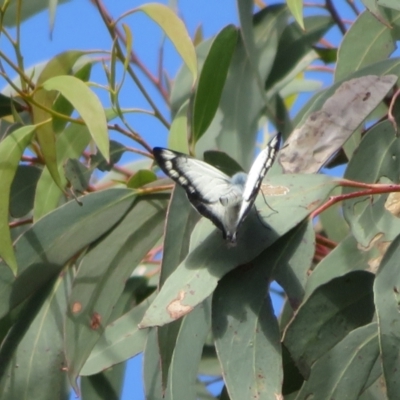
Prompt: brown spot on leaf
<box><xmin>90</xmin><ymin>312</ymin><xmax>102</xmax><ymax>330</ymax></box>
<box><xmin>166</xmin><ymin>290</ymin><xmax>193</xmax><ymax>320</ymax></box>
<box><xmin>72</xmin><ymin>302</ymin><xmax>82</xmax><ymax>313</ymax></box>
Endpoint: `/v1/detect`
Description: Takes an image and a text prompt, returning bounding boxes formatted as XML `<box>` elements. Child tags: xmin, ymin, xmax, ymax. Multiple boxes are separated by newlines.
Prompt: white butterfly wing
<box><xmin>153</xmin><ymin>148</ymin><xmax>233</xmax><ymax>203</ymax></box>
<box><xmin>153</xmin><ymin>133</ymin><xmax>281</xmax><ymax>244</ymax></box>
<box><xmin>237</xmin><ymin>133</ymin><xmax>281</xmax><ymax>224</ymax></box>
<box><xmin>153</xmin><ymin>148</ymin><xmax>244</xmax><ymax>242</ymax></box>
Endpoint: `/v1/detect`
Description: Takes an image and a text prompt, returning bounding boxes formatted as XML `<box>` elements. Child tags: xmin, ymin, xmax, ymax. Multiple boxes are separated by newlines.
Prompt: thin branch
<box><xmin>125</xmin><ymin>146</ymin><xmax>153</xmax><ymax>158</ymax></box>
<box><xmin>108</xmin><ymin>123</ymin><xmax>153</xmax><ymax>154</ymax></box>
<box><xmin>136</xmin><ymin>184</ymin><xmax>173</xmax><ymax>195</ymax></box>
<box><xmin>316</xmin><ymin>234</ymin><xmax>337</xmax><ymax>249</ymax></box>
<box><xmin>307</xmin><ymin>65</ymin><xmax>335</xmax><ymax>73</ymax></box>
<box><xmin>92</xmin><ymin>0</ymin><xmax>170</xmax><ymax>127</ymax></box>
<box><xmin>0</xmin><ymin>51</ymin><xmax>34</xmax><ymax>90</ymax></box>
<box><xmin>325</xmin><ymin>0</ymin><xmax>346</xmax><ymax>35</ymax></box>
<box><xmin>311</xmin><ymin>183</ymin><xmax>400</xmax><ymax>219</ymax></box>
<box><xmin>9</xmin><ymin>218</ymin><xmax>32</xmax><ymax>228</ymax></box>
<box><xmin>346</xmin><ymin>0</ymin><xmax>360</xmax><ymax>16</ymax></box>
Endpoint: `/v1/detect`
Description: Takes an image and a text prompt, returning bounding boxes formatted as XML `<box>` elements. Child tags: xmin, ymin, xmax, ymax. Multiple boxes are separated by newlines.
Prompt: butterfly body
<box><xmin>153</xmin><ymin>133</ymin><xmax>281</xmax><ymax>245</ymax></box>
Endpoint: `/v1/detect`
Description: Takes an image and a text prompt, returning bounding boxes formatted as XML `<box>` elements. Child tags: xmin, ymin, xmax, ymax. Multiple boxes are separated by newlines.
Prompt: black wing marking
<box><xmin>237</xmin><ymin>132</ymin><xmax>281</xmax><ymax>224</ymax></box>
<box><xmin>153</xmin><ymin>147</ymin><xmax>243</xmax><ymax>243</ymax></box>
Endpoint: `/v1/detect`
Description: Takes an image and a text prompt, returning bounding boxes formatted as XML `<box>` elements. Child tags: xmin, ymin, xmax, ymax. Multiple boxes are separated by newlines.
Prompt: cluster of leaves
<box><xmin>1</xmin><ymin>0</ymin><xmax>400</xmax><ymax>399</ymax></box>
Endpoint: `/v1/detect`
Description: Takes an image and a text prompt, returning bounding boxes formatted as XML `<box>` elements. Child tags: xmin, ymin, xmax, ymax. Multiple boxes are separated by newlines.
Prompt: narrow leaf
<box><xmin>0</xmin><ymin>189</ymin><xmax>136</xmax><ymax>318</ymax></box>
<box><xmin>65</xmin><ymin>195</ymin><xmax>168</xmax><ymax>390</ymax></box>
<box><xmin>0</xmin><ymin>273</ymin><xmax>71</xmax><ymax>400</ymax></box>
<box><xmin>81</xmin><ymin>295</ymin><xmax>154</xmax><ymax>375</ymax></box>
<box><xmin>193</xmin><ymin>25</ymin><xmax>237</xmax><ymax>141</ymax></box>
<box><xmin>0</xmin><ymin>125</ymin><xmax>36</xmax><ymax>274</ymax></box>
<box><xmin>283</xmin><ymin>271</ymin><xmax>375</xmax><ymax>378</ymax></box>
<box><xmin>374</xmin><ymin>233</ymin><xmax>400</xmax><ymax>398</ymax></box>
<box><xmin>42</xmin><ymin>75</ymin><xmax>109</xmax><ymax>161</ymax></box>
<box><xmin>33</xmin><ymin>50</ymin><xmax>86</xmax><ymax>190</ymax></box>
<box><xmin>213</xmin><ymin>255</ymin><xmax>282</xmax><ymax>400</ymax></box>
<box><xmin>138</xmin><ymin>3</ymin><xmax>197</xmax><ymax>81</ymax></box>
<box><xmin>286</xmin><ymin>0</ymin><xmax>304</xmax><ymax>29</ymax></box>
<box><xmin>164</xmin><ymin>299</ymin><xmax>211</xmax><ymax>400</ymax></box>
<box><xmin>295</xmin><ymin>323</ymin><xmax>379</xmax><ymax>400</ymax></box>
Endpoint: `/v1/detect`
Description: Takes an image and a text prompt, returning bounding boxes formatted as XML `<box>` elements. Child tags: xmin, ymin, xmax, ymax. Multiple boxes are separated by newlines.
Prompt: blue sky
<box><xmin>0</xmin><ymin>0</ymin><xmax>364</xmax><ymax>398</ymax></box>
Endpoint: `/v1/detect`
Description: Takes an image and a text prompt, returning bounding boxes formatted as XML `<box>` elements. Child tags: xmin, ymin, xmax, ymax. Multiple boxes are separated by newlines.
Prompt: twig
<box><xmin>346</xmin><ymin>0</ymin><xmax>360</xmax><ymax>16</ymax></box>
<box><xmin>311</xmin><ymin>183</ymin><xmax>400</xmax><ymax>219</ymax></box>
<box><xmin>136</xmin><ymin>184</ymin><xmax>173</xmax><ymax>195</ymax></box>
<box><xmin>325</xmin><ymin>0</ymin><xmax>346</xmax><ymax>35</ymax></box>
<box><xmin>9</xmin><ymin>218</ymin><xmax>32</xmax><ymax>228</ymax></box>
<box><xmin>125</xmin><ymin>146</ymin><xmax>153</xmax><ymax>158</ymax></box>
<box><xmin>108</xmin><ymin>123</ymin><xmax>153</xmax><ymax>154</ymax></box>
<box><xmin>307</xmin><ymin>65</ymin><xmax>335</xmax><ymax>73</ymax></box>
<box><xmin>92</xmin><ymin>0</ymin><xmax>170</xmax><ymax>126</ymax></box>
<box><xmin>316</xmin><ymin>233</ymin><xmax>337</xmax><ymax>249</ymax></box>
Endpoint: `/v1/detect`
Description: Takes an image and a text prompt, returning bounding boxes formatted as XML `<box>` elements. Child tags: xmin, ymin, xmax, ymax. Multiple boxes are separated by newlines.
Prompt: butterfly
<box><xmin>153</xmin><ymin>133</ymin><xmax>281</xmax><ymax>245</ymax></box>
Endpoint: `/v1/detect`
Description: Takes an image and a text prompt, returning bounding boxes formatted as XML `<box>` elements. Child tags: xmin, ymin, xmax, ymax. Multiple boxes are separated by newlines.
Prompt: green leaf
<box><xmin>33</xmin><ymin>123</ymin><xmax>91</xmax><ymax>220</ymax></box>
<box><xmin>213</xmin><ymin>255</ymin><xmax>282</xmax><ymax>399</ymax></box>
<box><xmin>265</xmin><ymin>16</ymin><xmax>333</xmax><ymax>95</ymax></box>
<box><xmin>0</xmin><ymin>188</ymin><xmax>136</xmax><ymax>319</ymax></box>
<box><xmin>0</xmin><ymin>93</ymin><xmax>24</xmax><ymax>117</ymax></box>
<box><xmin>139</xmin><ymin>174</ymin><xmax>336</xmax><ymax>328</ymax></box>
<box><xmin>52</xmin><ymin>59</ymin><xmax>93</xmax><ymax>133</ymax></box>
<box><xmin>378</xmin><ymin>0</ymin><xmax>400</xmax><ymax>11</ymax></box>
<box><xmin>80</xmin><ymin>294</ymin><xmax>154</xmax><ymax>376</ymax></box>
<box><xmin>0</xmin><ymin>273</ymin><xmax>71</xmax><ymax>400</ymax></box>
<box><xmin>164</xmin><ymin>299</ymin><xmax>211</xmax><ymax>400</ymax></box>
<box><xmin>313</xmin><ymin>46</ymin><xmax>337</xmax><ymax>64</ymax></box>
<box><xmin>143</xmin><ymin>329</ymin><xmax>164</xmax><ymax>399</ymax></box>
<box><xmin>0</xmin><ymin>124</ymin><xmax>36</xmax><ymax>274</ymax></box>
<box><xmin>65</xmin><ymin>195</ymin><xmax>168</xmax><ymax>390</ymax></box>
<box><xmin>335</xmin><ymin>8</ymin><xmax>400</xmax><ymax>82</ymax></box>
<box><xmin>374</xmin><ymin>233</ymin><xmax>400</xmax><ymax>398</ymax></box>
<box><xmin>137</xmin><ymin>3</ymin><xmax>197</xmax><ymax>81</ymax></box>
<box><xmin>197</xmin><ymin>5</ymin><xmax>288</xmax><ymax>170</ymax></box>
<box><xmin>362</xmin><ymin>0</ymin><xmax>391</xmax><ymax>27</ymax></box>
<box><xmin>193</xmin><ymin>25</ymin><xmax>238</xmax><ymax>141</ymax></box>
<box><xmin>295</xmin><ymin>323</ymin><xmax>379</xmax><ymax>400</ymax></box>
<box><xmin>10</xmin><ymin>165</ymin><xmax>41</xmax><ymax>218</ymax></box>
<box><xmin>1</xmin><ymin>0</ymin><xmax>71</xmax><ymax>26</ymax></box>
<box><xmin>203</xmin><ymin>150</ymin><xmax>244</xmax><ymax>176</ymax></box>
<box><xmin>343</xmin><ymin>121</ymin><xmax>400</xmax><ymax>247</ymax></box>
<box><xmin>168</xmin><ymin>100</ymin><xmax>190</xmax><ymax>153</ymax></box>
<box><xmin>283</xmin><ymin>271</ymin><xmax>375</xmax><ymax>378</ymax></box>
<box><xmin>272</xmin><ymin>220</ymin><xmax>315</xmax><ymax>310</ymax></box>
<box><xmin>359</xmin><ymin>378</ymin><xmax>387</xmax><ymax>400</ymax></box>
<box><xmin>63</xmin><ymin>158</ymin><xmax>91</xmax><ymax>194</ymax></box>
<box><xmin>90</xmin><ymin>140</ymin><xmax>126</xmax><ymax>172</ymax></box>
<box><xmin>127</xmin><ymin>169</ymin><xmax>157</xmax><ymax>188</ymax></box>
<box><xmin>42</xmin><ymin>75</ymin><xmax>109</xmax><ymax>161</ymax></box>
<box><xmin>286</xmin><ymin>0</ymin><xmax>304</xmax><ymax>29</ymax></box>
<box><xmin>80</xmin><ymin>369</ymin><xmax>124</xmax><ymax>400</ymax></box>
<box><xmin>32</xmin><ymin>50</ymin><xmax>86</xmax><ymax>191</ymax></box>
<box><xmin>158</xmin><ymin>186</ymin><xmax>199</xmax><ymax>389</ymax></box>
<box><xmin>305</xmin><ymin>235</ymin><xmax>378</xmax><ymax>297</ymax></box>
